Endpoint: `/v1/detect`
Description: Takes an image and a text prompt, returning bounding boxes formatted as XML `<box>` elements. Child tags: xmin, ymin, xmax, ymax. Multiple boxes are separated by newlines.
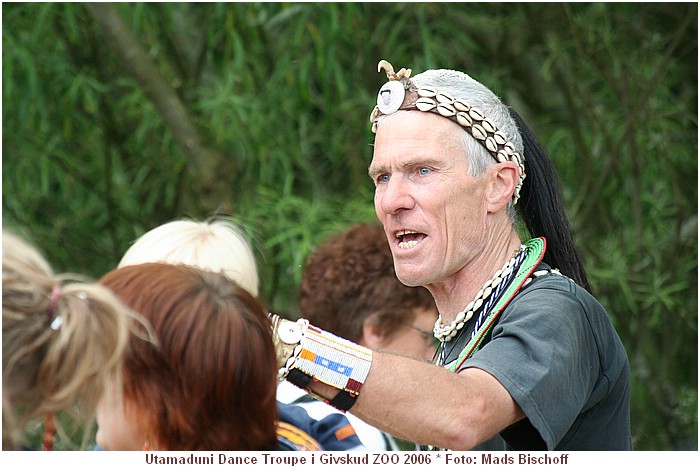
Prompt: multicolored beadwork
<box><xmin>293</xmin><ymin>324</ymin><xmax>373</xmax><ymax>395</ymax></box>
<box><xmin>277</xmin><ymin>317</ymin><xmax>373</xmax><ymax>411</ymax></box>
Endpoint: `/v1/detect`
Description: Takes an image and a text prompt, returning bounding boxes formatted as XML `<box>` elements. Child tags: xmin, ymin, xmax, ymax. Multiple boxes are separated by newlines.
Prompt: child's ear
<box><xmin>360</xmin><ymin>315</ymin><xmax>384</xmax><ymax>349</ymax></box>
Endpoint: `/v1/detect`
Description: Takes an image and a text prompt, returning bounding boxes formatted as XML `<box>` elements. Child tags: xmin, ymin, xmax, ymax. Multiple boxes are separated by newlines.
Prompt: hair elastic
<box><xmin>48</xmin><ymin>285</ymin><xmax>64</xmax><ymax>330</ymax></box>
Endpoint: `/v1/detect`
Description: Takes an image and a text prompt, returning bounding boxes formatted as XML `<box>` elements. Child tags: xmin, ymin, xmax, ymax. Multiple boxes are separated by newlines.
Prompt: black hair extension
<box><xmin>509</xmin><ymin>107</ymin><xmax>592</xmax><ymax>293</ymax></box>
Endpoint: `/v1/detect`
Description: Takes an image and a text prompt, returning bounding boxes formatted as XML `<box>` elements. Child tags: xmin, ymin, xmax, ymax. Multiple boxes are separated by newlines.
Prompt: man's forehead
<box><xmin>375</xmin><ymin>110</ymin><xmax>461</xmax><ymax>137</ymax></box>
<box><xmin>373</xmin><ymin>116</ymin><xmax>463</xmax><ymax>161</ymax></box>
<box><xmin>374</xmin><ymin>113</ymin><xmax>461</xmax><ymax>149</ymax></box>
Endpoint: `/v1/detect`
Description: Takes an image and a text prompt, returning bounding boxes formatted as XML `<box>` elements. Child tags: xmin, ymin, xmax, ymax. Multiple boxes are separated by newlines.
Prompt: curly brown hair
<box><xmin>298</xmin><ymin>222</ymin><xmax>435</xmax><ymax>342</ymax></box>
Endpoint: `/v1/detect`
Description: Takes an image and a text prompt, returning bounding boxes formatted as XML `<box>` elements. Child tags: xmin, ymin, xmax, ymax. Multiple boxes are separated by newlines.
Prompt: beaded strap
<box><xmin>469</xmin><ymin>249</ymin><xmax>528</xmax><ymax>340</ymax></box>
<box><xmin>434</xmin><ymin>244</ymin><xmax>527</xmax><ymax>342</ymax></box>
<box><xmin>444</xmin><ymin>237</ymin><xmax>546</xmax><ymax>372</ymax></box>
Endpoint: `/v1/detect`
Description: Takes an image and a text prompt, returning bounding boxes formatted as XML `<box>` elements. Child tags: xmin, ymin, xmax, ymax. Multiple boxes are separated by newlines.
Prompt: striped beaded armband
<box><xmin>283</xmin><ymin>323</ymin><xmax>373</xmax><ymax>412</ymax></box>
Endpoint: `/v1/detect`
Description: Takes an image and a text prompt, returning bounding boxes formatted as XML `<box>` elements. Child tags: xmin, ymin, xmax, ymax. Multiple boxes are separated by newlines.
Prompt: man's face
<box><xmin>369</xmin><ymin>111</ymin><xmax>490</xmax><ymax>288</ymax></box>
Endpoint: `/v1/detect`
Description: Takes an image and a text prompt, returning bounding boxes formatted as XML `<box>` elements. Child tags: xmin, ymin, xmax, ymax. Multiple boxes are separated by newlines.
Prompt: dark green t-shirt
<box><xmin>443</xmin><ymin>268</ymin><xmax>632</xmax><ymax>450</ymax></box>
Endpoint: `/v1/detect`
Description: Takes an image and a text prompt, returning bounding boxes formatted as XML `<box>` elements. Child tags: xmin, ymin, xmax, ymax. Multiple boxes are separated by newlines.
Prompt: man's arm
<box><xmin>306</xmin><ymin>351</ymin><xmax>524</xmax><ymax>450</ymax></box>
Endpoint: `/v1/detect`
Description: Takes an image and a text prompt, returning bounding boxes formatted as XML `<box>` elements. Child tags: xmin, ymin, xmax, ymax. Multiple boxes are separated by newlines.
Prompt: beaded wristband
<box><xmin>280</xmin><ymin>321</ymin><xmax>373</xmax><ymax>412</ymax></box>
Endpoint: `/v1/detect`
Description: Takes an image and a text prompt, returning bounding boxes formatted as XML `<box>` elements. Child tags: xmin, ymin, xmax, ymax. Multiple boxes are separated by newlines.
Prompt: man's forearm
<box><xmin>271</xmin><ymin>315</ymin><xmax>523</xmax><ymax>449</ymax></box>
<box><xmin>307</xmin><ymin>351</ymin><xmax>523</xmax><ymax>449</ymax></box>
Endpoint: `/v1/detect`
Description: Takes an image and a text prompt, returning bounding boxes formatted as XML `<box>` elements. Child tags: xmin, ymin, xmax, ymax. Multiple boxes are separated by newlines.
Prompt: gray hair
<box><xmin>375</xmin><ymin>68</ymin><xmax>523</xmax><ymax>218</ymax></box>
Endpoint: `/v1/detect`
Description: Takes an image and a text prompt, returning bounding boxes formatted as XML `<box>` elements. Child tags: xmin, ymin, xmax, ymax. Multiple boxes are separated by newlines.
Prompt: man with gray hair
<box><xmin>271</xmin><ymin>60</ymin><xmax>631</xmax><ymax>450</ymax></box>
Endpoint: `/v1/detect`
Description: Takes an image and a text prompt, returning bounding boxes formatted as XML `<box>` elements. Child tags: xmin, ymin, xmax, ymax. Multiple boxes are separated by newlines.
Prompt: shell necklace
<box><xmin>433</xmin><ymin>244</ymin><xmax>527</xmax><ymax>343</ymax></box>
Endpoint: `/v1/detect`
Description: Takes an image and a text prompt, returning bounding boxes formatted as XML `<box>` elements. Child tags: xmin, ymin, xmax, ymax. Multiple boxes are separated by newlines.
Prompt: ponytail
<box><xmin>38</xmin><ymin>281</ymin><xmax>134</xmax><ymax>416</ymax></box>
<box><xmin>509</xmin><ymin>108</ymin><xmax>592</xmax><ymax>293</ymax></box>
<box><xmin>2</xmin><ymin>230</ymin><xmax>149</xmax><ymax>449</ymax></box>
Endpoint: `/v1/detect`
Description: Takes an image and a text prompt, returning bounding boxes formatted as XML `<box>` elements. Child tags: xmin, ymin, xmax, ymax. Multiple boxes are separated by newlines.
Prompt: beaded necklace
<box><xmin>442</xmin><ymin>238</ymin><xmax>546</xmax><ymax>370</ymax></box>
<box><xmin>422</xmin><ymin>239</ymin><xmax>546</xmax><ymax>451</ymax></box>
<box><xmin>433</xmin><ymin>244</ymin><xmax>527</xmax><ymax>342</ymax></box>
<box><xmin>436</xmin><ymin>237</ymin><xmax>547</xmax><ymax>371</ymax></box>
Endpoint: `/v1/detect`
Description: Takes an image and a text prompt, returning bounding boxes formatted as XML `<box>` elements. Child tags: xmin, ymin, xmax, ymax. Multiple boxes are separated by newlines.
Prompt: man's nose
<box><xmin>379</xmin><ymin>176</ymin><xmax>415</xmax><ymax>214</ymax></box>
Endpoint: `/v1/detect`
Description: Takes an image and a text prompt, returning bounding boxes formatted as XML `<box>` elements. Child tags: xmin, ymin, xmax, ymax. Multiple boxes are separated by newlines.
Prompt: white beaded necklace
<box><xmin>433</xmin><ymin>245</ymin><xmax>526</xmax><ymax>342</ymax></box>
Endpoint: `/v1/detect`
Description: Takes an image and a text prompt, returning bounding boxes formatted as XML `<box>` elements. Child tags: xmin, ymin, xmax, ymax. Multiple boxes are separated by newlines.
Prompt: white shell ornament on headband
<box><xmin>377</xmin><ymin>80</ymin><xmax>405</xmax><ymax>114</ymax></box>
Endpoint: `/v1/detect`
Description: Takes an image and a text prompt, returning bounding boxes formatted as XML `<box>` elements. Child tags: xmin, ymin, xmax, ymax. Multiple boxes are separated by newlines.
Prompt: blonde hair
<box><xmin>118</xmin><ymin>217</ymin><xmax>259</xmax><ymax>297</ymax></box>
<box><xmin>2</xmin><ymin>230</ymin><xmax>141</xmax><ymax>449</ymax></box>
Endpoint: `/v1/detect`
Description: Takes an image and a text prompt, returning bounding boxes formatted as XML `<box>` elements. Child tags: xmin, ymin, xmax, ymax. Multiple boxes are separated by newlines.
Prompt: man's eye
<box><xmin>418</xmin><ymin>167</ymin><xmax>431</xmax><ymax>176</ymax></box>
<box><xmin>377</xmin><ymin>174</ymin><xmax>390</xmax><ymax>184</ymax></box>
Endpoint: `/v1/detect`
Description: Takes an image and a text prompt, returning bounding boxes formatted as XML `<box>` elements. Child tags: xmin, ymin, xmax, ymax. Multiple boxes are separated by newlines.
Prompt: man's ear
<box><xmin>487</xmin><ymin>162</ymin><xmax>518</xmax><ymax>213</ymax></box>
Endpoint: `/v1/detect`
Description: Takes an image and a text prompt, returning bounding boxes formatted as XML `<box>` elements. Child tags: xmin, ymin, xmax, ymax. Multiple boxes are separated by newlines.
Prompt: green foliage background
<box><xmin>2</xmin><ymin>2</ymin><xmax>697</xmax><ymax>450</ymax></box>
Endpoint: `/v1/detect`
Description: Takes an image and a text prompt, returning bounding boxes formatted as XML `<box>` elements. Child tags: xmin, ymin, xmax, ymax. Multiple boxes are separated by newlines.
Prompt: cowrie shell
<box><xmin>456</xmin><ymin>112</ymin><xmax>472</xmax><ymax>127</ymax></box>
<box><xmin>494</xmin><ymin>131</ymin><xmax>508</xmax><ymax>145</ymax></box>
<box><xmin>453</xmin><ymin>99</ymin><xmax>470</xmax><ymax>112</ymax></box>
<box><xmin>437</xmin><ymin>103</ymin><xmax>456</xmax><ymax>117</ymax></box>
<box><xmin>485</xmin><ymin>136</ymin><xmax>498</xmax><ymax>153</ymax></box>
<box><xmin>471</xmin><ymin>124</ymin><xmax>487</xmax><ymax>141</ymax></box>
<box><xmin>469</xmin><ymin>107</ymin><xmax>485</xmax><ymax>121</ymax></box>
<box><xmin>482</xmin><ymin>118</ymin><xmax>496</xmax><ymax>133</ymax></box>
<box><xmin>416</xmin><ymin>97</ymin><xmax>437</xmax><ymax>112</ymax></box>
<box><xmin>417</xmin><ymin>86</ymin><xmax>438</xmax><ymax>98</ymax></box>
<box><xmin>436</xmin><ymin>91</ymin><xmax>454</xmax><ymax>103</ymax></box>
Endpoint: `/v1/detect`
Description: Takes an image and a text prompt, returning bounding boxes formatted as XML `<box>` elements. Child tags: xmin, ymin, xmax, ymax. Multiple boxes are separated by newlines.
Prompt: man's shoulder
<box><xmin>515</xmin><ymin>265</ymin><xmax>603</xmax><ymax>313</ymax></box>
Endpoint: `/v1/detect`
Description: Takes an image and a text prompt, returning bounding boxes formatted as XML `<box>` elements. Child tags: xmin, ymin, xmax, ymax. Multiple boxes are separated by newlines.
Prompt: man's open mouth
<box><xmin>396</xmin><ymin>230</ymin><xmax>426</xmax><ymax>249</ymax></box>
